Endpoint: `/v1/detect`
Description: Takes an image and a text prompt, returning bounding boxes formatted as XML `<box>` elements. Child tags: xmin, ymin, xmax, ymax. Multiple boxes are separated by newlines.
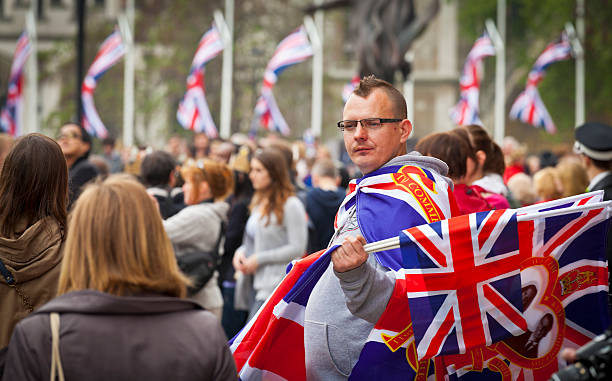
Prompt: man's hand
<box><xmin>332</xmin><ymin>235</ymin><xmax>368</xmax><ymax>273</ymax></box>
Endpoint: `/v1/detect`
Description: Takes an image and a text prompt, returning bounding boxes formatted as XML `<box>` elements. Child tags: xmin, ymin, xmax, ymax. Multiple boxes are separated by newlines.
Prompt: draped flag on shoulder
<box><xmin>510</xmin><ymin>33</ymin><xmax>572</xmax><ymax>134</ymax></box>
<box><xmin>230</xmin><ymin>190</ymin><xmax>611</xmax><ymax>381</ymax></box>
<box><xmin>449</xmin><ymin>32</ymin><xmax>495</xmax><ymax>126</ymax></box>
<box><xmin>177</xmin><ymin>24</ymin><xmax>224</xmax><ymax>137</ymax></box>
<box><xmin>251</xmin><ymin>26</ymin><xmax>313</xmax><ymax>136</ymax></box>
<box><xmin>0</xmin><ymin>31</ymin><xmax>31</xmax><ymax>136</ymax></box>
<box><xmin>81</xmin><ymin>29</ymin><xmax>125</xmax><ymax>139</ymax></box>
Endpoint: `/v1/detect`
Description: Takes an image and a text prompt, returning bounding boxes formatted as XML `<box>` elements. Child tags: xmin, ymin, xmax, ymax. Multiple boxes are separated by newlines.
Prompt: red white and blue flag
<box><xmin>177</xmin><ymin>24</ymin><xmax>224</xmax><ymax>137</ymax></box>
<box><xmin>0</xmin><ymin>32</ymin><xmax>31</xmax><ymax>136</ymax></box>
<box><xmin>230</xmin><ymin>188</ymin><xmax>611</xmax><ymax>380</ymax></box>
<box><xmin>342</xmin><ymin>75</ymin><xmax>360</xmax><ymax>103</ymax></box>
<box><xmin>449</xmin><ymin>32</ymin><xmax>496</xmax><ymax>126</ymax></box>
<box><xmin>510</xmin><ymin>33</ymin><xmax>572</xmax><ymax>134</ymax></box>
<box><xmin>252</xmin><ymin>26</ymin><xmax>313</xmax><ymax>136</ymax></box>
<box><xmin>81</xmin><ymin>29</ymin><xmax>125</xmax><ymax>139</ymax></box>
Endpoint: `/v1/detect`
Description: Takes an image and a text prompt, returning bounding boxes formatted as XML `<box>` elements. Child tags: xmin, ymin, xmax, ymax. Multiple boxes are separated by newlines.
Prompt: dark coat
<box><xmin>590</xmin><ymin>172</ymin><xmax>612</xmax><ymax>307</ymax></box>
<box><xmin>2</xmin><ymin>290</ymin><xmax>237</xmax><ymax>381</ymax></box>
<box><xmin>305</xmin><ymin>187</ymin><xmax>346</xmax><ymax>253</ymax></box>
<box><xmin>68</xmin><ymin>156</ymin><xmax>99</xmax><ymax>208</ymax></box>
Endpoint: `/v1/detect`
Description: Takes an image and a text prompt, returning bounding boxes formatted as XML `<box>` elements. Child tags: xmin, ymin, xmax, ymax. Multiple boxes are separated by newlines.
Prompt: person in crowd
<box><xmin>210</xmin><ymin>141</ymin><xmax>236</xmax><ymax>164</ymax></box>
<box><xmin>506</xmin><ymin>172</ymin><xmax>538</xmax><ymax>207</ymax></box>
<box><xmin>233</xmin><ymin>148</ymin><xmax>308</xmax><ymax>319</ymax></box>
<box><xmin>0</xmin><ymin>134</ymin><xmax>67</xmax><ymax>349</ymax></box>
<box><xmin>2</xmin><ymin>175</ymin><xmax>236</xmax><ymax>380</ymax></box>
<box><xmin>304</xmin><ymin>158</ymin><xmax>347</xmax><ymax>253</ymax></box>
<box><xmin>0</xmin><ymin>133</ymin><xmax>14</xmax><ymax>170</ymax></box>
<box><xmin>573</xmin><ymin>122</ymin><xmax>612</xmax><ymax>305</ymax></box>
<box><xmin>502</xmin><ymin>136</ymin><xmax>526</xmax><ymax>183</ymax></box>
<box><xmin>416</xmin><ymin>129</ymin><xmax>490</xmax><ymax>214</ymax></box>
<box><xmin>463</xmin><ymin>124</ymin><xmax>511</xmax><ymax>209</ymax></box>
<box><xmin>163</xmin><ymin>159</ymin><xmax>233</xmax><ymax>319</ymax></box>
<box><xmin>88</xmin><ymin>154</ymin><xmax>110</xmax><ymax>180</ymax></box>
<box><xmin>533</xmin><ymin>167</ymin><xmax>562</xmax><ymax>203</ymax></box>
<box><xmin>190</xmin><ymin>132</ymin><xmax>210</xmax><ymax>160</ymax></box>
<box><xmin>141</xmin><ymin>150</ymin><xmax>185</xmax><ymax>219</ymax></box>
<box><xmin>102</xmin><ymin>136</ymin><xmax>124</xmax><ymax>173</ymax></box>
<box><xmin>219</xmin><ymin>146</ymin><xmax>253</xmax><ymax>339</ymax></box>
<box><xmin>56</xmin><ymin>123</ymin><xmax>99</xmax><ymax>208</ymax></box>
<box><xmin>302</xmin><ymin>76</ymin><xmax>455</xmax><ymax>379</ymax></box>
<box><xmin>524</xmin><ymin>153</ymin><xmax>541</xmax><ymax>176</ymax></box>
<box><xmin>556</xmin><ymin>159</ymin><xmax>589</xmax><ymax>198</ymax></box>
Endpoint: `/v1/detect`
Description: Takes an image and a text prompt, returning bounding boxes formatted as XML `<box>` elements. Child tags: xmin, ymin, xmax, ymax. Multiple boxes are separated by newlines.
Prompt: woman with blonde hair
<box><xmin>0</xmin><ymin>133</ymin><xmax>67</xmax><ymax>348</ymax></box>
<box><xmin>556</xmin><ymin>159</ymin><xmax>589</xmax><ymax>197</ymax></box>
<box><xmin>233</xmin><ymin>148</ymin><xmax>308</xmax><ymax>318</ymax></box>
<box><xmin>2</xmin><ymin>175</ymin><xmax>236</xmax><ymax>380</ymax></box>
<box><xmin>163</xmin><ymin>159</ymin><xmax>234</xmax><ymax>319</ymax></box>
<box><xmin>533</xmin><ymin>167</ymin><xmax>562</xmax><ymax>202</ymax></box>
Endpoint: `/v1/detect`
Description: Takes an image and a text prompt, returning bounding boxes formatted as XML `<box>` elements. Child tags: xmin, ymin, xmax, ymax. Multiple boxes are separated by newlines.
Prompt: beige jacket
<box><xmin>0</xmin><ymin>217</ymin><xmax>63</xmax><ymax>348</ymax></box>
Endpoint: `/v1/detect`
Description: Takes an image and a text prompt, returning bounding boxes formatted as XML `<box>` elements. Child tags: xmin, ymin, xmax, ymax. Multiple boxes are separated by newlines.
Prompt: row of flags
<box><xmin>0</xmin><ymin>23</ymin><xmax>577</xmax><ymax>138</ymax></box>
<box><xmin>230</xmin><ymin>190</ymin><xmax>611</xmax><ymax>380</ymax></box>
<box><xmin>451</xmin><ymin>30</ymin><xmax>573</xmax><ymax>133</ymax></box>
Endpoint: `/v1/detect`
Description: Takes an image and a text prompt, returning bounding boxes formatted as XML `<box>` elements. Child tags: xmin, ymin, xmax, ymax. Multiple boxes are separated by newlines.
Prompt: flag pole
<box><xmin>118</xmin><ymin>0</ymin><xmax>134</xmax><ymax>147</ymax></box>
<box><xmin>363</xmin><ymin>201</ymin><xmax>612</xmax><ymax>254</ymax></box>
<box><xmin>403</xmin><ymin>50</ymin><xmax>415</xmax><ymax>138</ymax></box>
<box><xmin>485</xmin><ymin>18</ymin><xmax>505</xmax><ymax>145</ymax></box>
<box><xmin>76</xmin><ymin>0</ymin><xmax>85</xmax><ymax>124</ymax></box>
<box><xmin>565</xmin><ymin>22</ymin><xmax>585</xmax><ymax>128</ymax></box>
<box><xmin>25</xmin><ymin>3</ymin><xmax>38</xmax><ymax>134</ymax></box>
<box><xmin>214</xmin><ymin>5</ymin><xmax>233</xmax><ymax>139</ymax></box>
<box><xmin>304</xmin><ymin>13</ymin><xmax>323</xmax><ymax>138</ymax></box>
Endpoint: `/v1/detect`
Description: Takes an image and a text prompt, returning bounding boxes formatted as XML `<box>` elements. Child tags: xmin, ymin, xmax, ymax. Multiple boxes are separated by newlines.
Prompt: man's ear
<box><xmin>399</xmin><ymin>119</ymin><xmax>413</xmax><ymax>143</ymax></box>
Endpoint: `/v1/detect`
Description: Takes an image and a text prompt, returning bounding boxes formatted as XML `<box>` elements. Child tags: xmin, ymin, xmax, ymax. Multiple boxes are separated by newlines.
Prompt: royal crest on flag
<box><xmin>0</xmin><ymin>32</ymin><xmax>31</xmax><ymax>136</ymax></box>
<box><xmin>81</xmin><ymin>29</ymin><xmax>125</xmax><ymax>139</ymax></box>
<box><xmin>177</xmin><ymin>24</ymin><xmax>224</xmax><ymax>137</ymax></box>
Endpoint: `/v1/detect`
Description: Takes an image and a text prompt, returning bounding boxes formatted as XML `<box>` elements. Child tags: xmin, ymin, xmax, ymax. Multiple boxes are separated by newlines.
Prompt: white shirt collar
<box><xmin>587</xmin><ymin>171</ymin><xmax>612</xmax><ymax>191</ymax></box>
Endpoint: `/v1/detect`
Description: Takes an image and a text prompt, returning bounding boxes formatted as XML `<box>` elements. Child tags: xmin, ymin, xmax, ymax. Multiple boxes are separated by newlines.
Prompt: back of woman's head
<box><xmin>0</xmin><ymin>133</ymin><xmax>68</xmax><ymax>237</ymax></box>
<box><xmin>181</xmin><ymin>159</ymin><xmax>234</xmax><ymax>202</ymax></box>
<box><xmin>533</xmin><ymin>167</ymin><xmax>562</xmax><ymax>201</ymax></box>
<box><xmin>415</xmin><ymin>130</ymin><xmax>475</xmax><ymax>181</ymax></box>
<box><xmin>464</xmin><ymin>125</ymin><xmax>505</xmax><ymax>176</ymax></box>
<box><xmin>58</xmin><ymin>174</ymin><xmax>188</xmax><ymax>298</ymax></box>
<box><xmin>556</xmin><ymin>160</ymin><xmax>589</xmax><ymax>198</ymax></box>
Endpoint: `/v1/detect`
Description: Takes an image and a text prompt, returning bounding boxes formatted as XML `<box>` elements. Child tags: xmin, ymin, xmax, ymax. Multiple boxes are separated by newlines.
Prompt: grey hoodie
<box><xmin>304</xmin><ymin>153</ymin><xmax>451</xmax><ymax>380</ymax></box>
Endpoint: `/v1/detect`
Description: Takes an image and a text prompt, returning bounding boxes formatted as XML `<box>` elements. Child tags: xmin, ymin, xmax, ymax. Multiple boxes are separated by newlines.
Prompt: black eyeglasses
<box><xmin>337</xmin><ymin>118</ymin><xmax>403</xmax><ymax>132</ymax></box>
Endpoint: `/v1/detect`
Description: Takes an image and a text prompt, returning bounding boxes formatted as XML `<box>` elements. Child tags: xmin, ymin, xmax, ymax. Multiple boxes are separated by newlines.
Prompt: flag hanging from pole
<box><xmin>81</xmin><ymin>29</ymin><xmax>125</xmax><ymax>139</ymax></box>
<box><xmin>0</xmin><ymin>32</ymin><xmax>31</xmax><ymax>136</ymax></box>
<box><xmin>177</xmin><ymin>24</ymin><xmax>224</xmax><ymax>137</ymax></box>
<box><xmin>509</xmin><ymin>33</ymin><xmax>572</xmax><ymax>134</ymax></box>
<box><xmin>449</xmin><ymin>32</ymin><xmax>496</xmax><ymax>126</ymax></box>
<box><xmin>251</xmin><ymin>26</ymin><xmax>313</xmax><ymax>136</ymax></box>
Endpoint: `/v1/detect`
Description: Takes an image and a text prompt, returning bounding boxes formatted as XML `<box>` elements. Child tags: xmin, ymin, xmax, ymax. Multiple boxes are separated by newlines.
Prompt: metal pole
<box><xmin>494</xmin><ymin>0</ymin><xmax>506</xmax><ymax>145</ymax></box>
<box><xmin>25</xmin><ymin>4</ymin><xmax>38</xmax><ymax>134</ymax></box>
<box><xmin>119</xmin><ymin>0</ymin><xmax>134</xmax><ymax>147</ymax></box>
<box><xmin>76</xmin><ymin>0</ymin><xmax>85</xmax><ymax>124</ymax></box>
<box><xmin>304</xmin><ymin>14</ymin><xmax>323</xmax><ymax>138</ymax></box>
<box><xmin>215</xmin><ymin>1</ymin><xmax>233</xmax><ymax>139</ymax></box>
<box><xmin>575</xmin><ymin>0</ymin><xmax>585</xmax><ymax>127</ymax></box>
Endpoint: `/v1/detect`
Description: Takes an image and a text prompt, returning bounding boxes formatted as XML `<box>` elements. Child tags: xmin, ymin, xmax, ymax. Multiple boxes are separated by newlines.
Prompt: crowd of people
<box><xmin>0</xmin><ymin>75</ymin><xmax>610</xmax><ymax>380</ymax></box>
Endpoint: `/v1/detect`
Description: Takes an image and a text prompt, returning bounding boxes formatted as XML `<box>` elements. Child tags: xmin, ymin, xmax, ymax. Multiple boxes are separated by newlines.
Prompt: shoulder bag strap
<box><xmin>49</xmin><ymin>312</ymin><xmax>65</xmax><ymax>381</ymax></box>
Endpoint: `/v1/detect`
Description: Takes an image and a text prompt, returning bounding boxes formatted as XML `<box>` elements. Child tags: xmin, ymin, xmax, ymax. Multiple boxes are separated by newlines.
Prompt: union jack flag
<box><xmin>177</xmin><ymin>24</ymin><xmax>223</xmax><ymax>137</ymax></box>
<box><xmin>449</xmin><ymin>32</ymin><xmax>496</xmax><ymax>126</ymax></box>
<box><xmin>252</xmin><ymin>26</ymin><xmax>313</xmax><ymax>136</ymax></box>
<box><xmin>509</xmin><ymin>33</ymin><xmax>572</xmax><ymax>134</ymax></box>
<box><xmin>342</xmin><ymin>75</ymin><xmax>360</xmax><ymax>103</ymax></box>
<box><xmin>400</xmin><ymin>209</ymin><xmax>527</xmax><ymax>360</ymax></box>
<box><xmin>0</xmin><ymin>32</ymin><xmax>31</xmax><ymax>136</ymax></box>
<box><xmin>81</xmin><ymin>29</ymin><xmax>125</xmax><ymax>139</ymax></box>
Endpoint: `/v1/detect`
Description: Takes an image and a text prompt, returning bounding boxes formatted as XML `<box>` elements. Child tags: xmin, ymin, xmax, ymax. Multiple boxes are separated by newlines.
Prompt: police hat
<box><xmin>574</xmin><ymin>122</ymin><xmax>612</xmax><ymax>161</ymax></box>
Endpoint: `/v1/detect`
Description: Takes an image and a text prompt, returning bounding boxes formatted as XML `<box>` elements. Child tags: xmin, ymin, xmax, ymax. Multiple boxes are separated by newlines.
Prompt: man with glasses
<box><xmin>304</xmin><ymin>75</ymin><xmax>457</xmax><ymax>379</ymax></box>
<box><xmin>57</xmin><ymin>123</ymin><xmax>99</xmax><ymax>208</ymax></box>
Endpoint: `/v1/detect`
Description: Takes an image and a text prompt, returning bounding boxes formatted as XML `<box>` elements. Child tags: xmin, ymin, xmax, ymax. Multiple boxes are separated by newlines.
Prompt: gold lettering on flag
<box><xmin>391</xmin><ymin>165</ymin><xmax>444</xmax><ymax>223</ymax></box>
<box><xmin>381</xmin><ymin>323</ymin><xmax>414</xmax><ymax>352</ymax></box>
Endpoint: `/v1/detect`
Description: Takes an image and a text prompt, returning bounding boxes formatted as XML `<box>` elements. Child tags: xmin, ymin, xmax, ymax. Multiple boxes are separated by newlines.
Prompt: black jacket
<box><xmin>68</xmin><ymin>156</ymin><xmax>99</xmax><ymax>208</ymax></box>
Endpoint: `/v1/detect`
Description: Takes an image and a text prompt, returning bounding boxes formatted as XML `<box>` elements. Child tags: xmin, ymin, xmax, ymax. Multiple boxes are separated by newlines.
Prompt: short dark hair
<box><xmin>141</xmin><ymin>150</ymin><xmax>177</xmax><ymax>187</ymax></box>
<box><xmin>591</xmin><ymin>158</ymin><xmax>612</xmax><ymax>171</ymax></box>
<box><xmin>102</xmin><ymin>136</ymin><xmax>116</xmax><ymax>147</ymax></box>
<box><xmin>62</xmin><ymin>122</ymin><xmax>93</xmax><ymax>158</ymax></box>
<box><xmin>353</xmin><ymin>75</ymin><xmax>407</xmax><ymax>119</ymax></box>
<box><xmin>0</xmin><ymin>133</ymin><xmax>68</xmax><ymax>237</ymax></box>
<box><xmin>415</xmin><ymin>129</ymin><xmax>476</xmax><ymax>181</ymax></box>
